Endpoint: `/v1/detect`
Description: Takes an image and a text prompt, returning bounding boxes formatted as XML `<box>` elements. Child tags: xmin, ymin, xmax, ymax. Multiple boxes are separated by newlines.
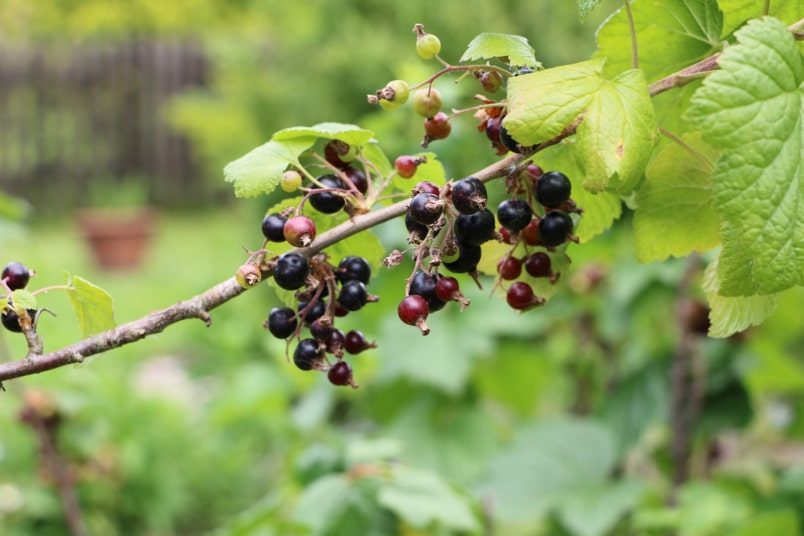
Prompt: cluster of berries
<box><xmin>1</xmin><ymin>261</ymin><xmax>35</xmax><ymax>333</ymax></box>
<box><xmin>396</xmin><ymin>165</ymin><xmax>579</xmax><ymax>333</ymax></box>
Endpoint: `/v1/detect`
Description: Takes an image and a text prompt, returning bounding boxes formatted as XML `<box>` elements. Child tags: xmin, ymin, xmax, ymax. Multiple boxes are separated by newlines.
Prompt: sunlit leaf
<box><xmin>65</xmin><ymin>273</ymin><xmax>116</xmax><ymax>337</ymax></box>
<box><xmin>224</xmin><ymin>137</ymin><xmax>315</xmax><ymax>198</ymax></box>
<box><xmin>460</xmin><ymin>32</ymin><xmax>539</xmax><ymax>68</ymax></box>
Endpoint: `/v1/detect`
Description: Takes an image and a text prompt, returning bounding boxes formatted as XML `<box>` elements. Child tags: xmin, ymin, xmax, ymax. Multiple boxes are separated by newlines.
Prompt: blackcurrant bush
<box><xmin>497</xmin><ymin>199</ymin><xmax>533</xmax><ymax>233</ymax></box>
<box><xmin>408</xmin><ymin>192</ymin><xmax>443</xmax><ymax>225</ymax></box>
<box><xmin>262</xmin><ymin>213</ymin><xmax>287</xmax><ymax>242</ymax></box>
<box><xmin>454</xmin><ymin>208</ymin><xmax>496</xmax><ymax>247</ymax></box>
<box><xmin>283</xmin><ymin>216</ymin><xmax>316</xmax><ymax>247</ymax></box>
<box><xmin>298</xmin><ymin>299</ymin><xmax>327</xmax><ymax>325</ymax></box>
<box><xmin>398</xmin><ymin>294</ymin><xmax>430</xmax><ymax>335</ymax></box>
<box><xmin>412</xmin><ymin>87</ymin><xmax>443</xmax><ymax>118</ymax></box>
<box><xmin>338</xmin><ymin>280</ymin><xmax>368</xmax><ymax>312</ymax></box>
<box><xmin>342</xmin><ymin>166</ymin><xmax>368</xmax><ymax>194</ymax></box>
<box><xmin>506</xmin><ymin>281</ymin><xmax>543</xmax><ymax>310</ymax></box>
<box><xmin>409</xmin><ymin>271</ymin><xmax>446</xmax><ymax>312</ymax></box>
<box><xmin>328</xmin><ymin>360</ymin><xmax>357</xmax><ymax>388</ymax></box>
<box><xmin>344</xmin><ymin>330</ymin><xmax>377</xmax><ymax>354</ymax></box>
<box><xmin>442</xmin><ymin>241</ymin><xmax>482</xmax><ymax>274</ymax></box>
<box><xmin>538</xmin><ymin>211</ymin><xmax>574</xmax><ymax>247</ymax></box>
<box><xmin>309</xmin><ymin>175</ymin><xmax>346</xmax><ymax>214</ymax></box>
<box><xmin>274</xmin><ymin>253</ymin><xmax>310</xmax><ymax>290</ymax></box>
<box><xmin>336</xmin><ymin>256</ymin><xmax>371</xmax><ymax>285</ymax></box>
<box><xmin>497</xmin><ymin>256</ymin><xmax>523</xmax><ymax>281</ymax></box>
<box><xmin>2</xmin><ymin>262</ymin><xmax>30</xmax><ymax>290</ymax></box>
<box><xmin>524</xmin><ymin>252</ymin><xmax>553</xmax><ymax>278</ymax></box>
<box><xmin>294</xmin><ymin>338</ymin><xmax>323</xmax><ymax>371</ymax></box>
<box><xmin>324</xmin><ymin>140</ymin><xmax>356</xmax><ymax>168</ymax></box>
<box><xmin>536</xmin><ymin>171</ymin><xmax>572</xmax><ymax>208</ymax></box>
<box><xmin>266</xmin><ymin>307</ymin><xmax>298</xmax><ymax>339</ymax></box>
<box><xmin>451</xmin><ymin>177</ymin><xmax>487</xmax><ymax>215</ymax></box>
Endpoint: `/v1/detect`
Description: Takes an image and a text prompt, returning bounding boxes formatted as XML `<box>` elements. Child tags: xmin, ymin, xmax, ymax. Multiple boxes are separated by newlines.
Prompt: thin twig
<box><xmin>624</xmin><ymin>0</ymin><xmax>639</xmax><ymax>69</ymax></box>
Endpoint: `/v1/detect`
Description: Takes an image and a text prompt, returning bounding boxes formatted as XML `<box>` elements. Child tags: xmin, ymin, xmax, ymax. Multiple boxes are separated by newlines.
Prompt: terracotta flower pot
<box><xmin>76</xmin><ymin>207</ymin><xmax>157</xmax><ymax>270</ymax></box>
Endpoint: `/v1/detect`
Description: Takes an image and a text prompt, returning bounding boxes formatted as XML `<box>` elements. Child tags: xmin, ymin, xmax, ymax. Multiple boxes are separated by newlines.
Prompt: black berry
<box><xmin>454</xmin><ymin>208</ymin><xmax>496</xmax><ymax>247</ymax></box>
<box><xmin>294</xmin><ymin>338</ymin><xmax>323</xmax><ymax>371</ymax></box>
<box><xmin>538</xmin><ymin>211</ymin><xmax>574</xmax><ymax>247</ymax></box>
<box><xmin>309</xmin><ymin>175</ymin><xmax>346</xmax><ymax>214</ymax></box>
<box><xmin>409</xmin><ymin>192</ymin><xmax>443</xmax><ymax>225</ymax></box>
<box><xmin>405</xmin><ymin>212</ymin><xmax>430</xmax><ymax>242</ymax></box>
<box><xmin>328</xmin><ymin>360</ymin><xmax>357</xmax><ymax>387</ymax></box>
<box><xmin>524</xmin><ymin>252</ymin><xmax>553</xmax><ymax>278</ymax></box>
<box><xmin>336</xmin><ymin>256</ymin><xmax>371</xmax><ymax>285</ymax></box>
<box><xmin>2</xmin><ymin>262</ymin><xmax>30</xmax><ymax>290</ymax></box>
<box><xmin>344</xmin><ymin>330</ymin><xmax>376</xmax><ymax>354</ymax></box>
<box><xmin>409</xmin><ymin>271</ymin><xmax>446</xmax><ymax>312</ymax></box>
<box><xmin>343</xmin><ymin>166</ymin><xmax>369</xmax><ymax>194</ymax></box>
<box><xmin>499</xmin><ymin>125</ymin><xmax>523</xmax><ymax>154</ymax></box>
<box><xmin>443</xmin><ymin>241</ymin><xmax>482</xmax><ymax>274</ymax></box>
<box><xmin>298</xmin><ymin>299</ymin><xmax>327</xmax><ymax>325</ymax></box>
<box><xmin>266</xmin><ymin>307</ymin><xmax>297</xmax><ymax>339</ymax></box>
<box><xmin>337</xmin><ymin>280</ymin><xmax>368</xmax><ymax>312</ymax></box>
<box><xmin>451</xmin><ymin>177</ymin><xmax>487</xmax><ymax>215</ymax></box>
<box><xmin>535</xmin><ymin>171</ymin><xmax>572</xmax><ymax>208</ymax></box>
<box><xmin>497</xmin><ymin>199</ymin><xmax>533</xmax><ymax>233</ymax></box>
<box><xmin>274</xmin><ymin>253</ymin><xmax>310</xmax><ymax>290</ymax></box>
<box><xmin>261</xmin><ymin>213</ymin><xmax>288</xmax><ymax>242</ymax></box>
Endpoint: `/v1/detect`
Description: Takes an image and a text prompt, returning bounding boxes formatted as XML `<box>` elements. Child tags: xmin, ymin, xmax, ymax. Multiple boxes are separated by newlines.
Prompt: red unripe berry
<box><xmin>283</xmin><ymin>215</ymin><xmax>316</xmax><ymax>247</ymax></box>
<box><xmin>521</xmin><ymin>219</ymin><xmax>541</xmax><ymax>246</ymax></box>
<box><xmin>497</xmin><ymin>256</ymin><xmax>523</xmax><ymax>280</ymax></box>
<box><xmin>398</xmin><ymin>294</ymin><xmax>430</xmax><ymax>335</ymax></box>
<box><xmin>344</xmin><ymin>330</ymin><xmax>377</xmax><ymax>354</ymax></box>
<box><xmin>395</xmin><ymin>155</ymin><xmax>422</xmax><ymax>179</ymax></box>
<box><xmin>413</xmin><ymin>181</ymin><xmax>440</xmax><ymax>196</ymax></box>
<box><xmin>506</xmin><ymin>282</ymin><xmax>544</xmax><ymax>310</ymax></box>
<box><xmin>424</xmin><ymin>112</ymin><xmax>451</xmax><ymax>141</ymax></box>
<box><xmin>434</xmin><ymin>276</ymin><xmax>470</xmax><ymax>311</ymax></box>
<box><xmin>524</xmin><ymin>252</ymin><xmax>553</xmax><ymax>278</ymax></box>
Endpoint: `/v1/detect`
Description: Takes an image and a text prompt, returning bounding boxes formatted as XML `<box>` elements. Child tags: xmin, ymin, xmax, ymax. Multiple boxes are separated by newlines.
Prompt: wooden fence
<box><xmin>0</xmin><ymin>39</ymin><xmax>210</xmax><ymax>212</ymax></box>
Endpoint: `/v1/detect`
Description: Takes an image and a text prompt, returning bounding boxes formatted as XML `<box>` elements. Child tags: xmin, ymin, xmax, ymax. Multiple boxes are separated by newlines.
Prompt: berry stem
<box><xmin>409</xmin><ymin>64</ymin><xmax>512</xmax><ymax>92</ymax></box>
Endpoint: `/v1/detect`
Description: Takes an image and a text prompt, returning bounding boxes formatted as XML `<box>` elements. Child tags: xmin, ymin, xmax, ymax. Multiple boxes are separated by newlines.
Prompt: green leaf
<box><xmin>594</xmin><ymin>0</ymin><xmax>722</xmax><ymax>80</ymax></box>
<box><xmin>504</xmin><ymin>59</ymin><xmax>605</xmax><ymax>146</ymax></box>
<box><xmin>577</xmin><ymin>0</ymin><xmax>604</xmax><ymax>21</ymax></box>
<box><xmin>0</xmin><ymin>191</ymin><xmax>30</xmax><ymax>221</ymax></box>
<box><xmin>687</xmin><ymin>17</ymin><xmax>804</xmax><ymax>296</ymax></box>
<box><xmin>10</xmin><ymin>289</ymin><xmax>36</xmax><ymax>310</ymax></box>
<box><xmin>460</xmin><ymin>32</ymin><xmax>539</xmax><ymax>68</ymax></box>
<box><xmin>575</xmin><ymin>69</ymin><xmax>657</xmax><ymax>193</ymax></box>
<box><xmin>378</xmin><ymin>466</ymin><xmax>480</xmax><ymax>532</ymax></box>
<box><xmin>65</xmin><ymin>274</ymin><xmax>116</xmax><ymax>337</ymax></box>
<box><xmin>721</xmin><ymin>0</ymin><xmax>804</xmax><ymax>37</ymax></box>
<box><xmin>633</xmin><ymin>133</ymin><xmax>720</xmax><ymax>262</ymax></box>
<box><xmin>272</xmin><ymin>122</ymin><xmax>374</xmax><ymax>146</ymax></box>
<box><xmin>557</xmin><ymin>479</ymin><xmax>644</xmax><ymax>536</ymax></box>
<box><xmin>702</xmin><ymin>258</ymin><xmax>778</xmax><ymax>338</ymax></box>
<box><xmin>535</xmin><ymin>141</ymin><xmax>623</xmax><ymax>242</ymax></box>
<box><xmin>291</xmin><ymin>474</ymin><xmax>353</xmax><ymax>532</ymax></box>
<box><xmin>478</xmin><ymin>418</ymin><xmax>617</xmax><ymax>522</ymax></box>
<box><xmin>728</xmin><ymin>510</ymin><xmax>801</xmax><ymax>536</ymax></box>
<box><xmin>223</xmin><ymin>137</ymin><xmax>314</xmax><ymax>198</ymax></box>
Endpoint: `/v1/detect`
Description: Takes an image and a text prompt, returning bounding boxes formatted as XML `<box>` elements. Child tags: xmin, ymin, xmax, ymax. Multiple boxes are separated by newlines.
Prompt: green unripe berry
<box><xmin>377</xmin><ymin>79</ymin><xmax>409</xmax><ymax>111</ymax></box>
<box><xmin>412</xmin><ymin>87</ymin><xmax>443</xmax><ymax>118</ymax></box>
<box><xmin>236</xmin><ymin>264</ymin><xmax>262</xmax><ymax>288</ymax></box>
<box><xmin>281</xmin><ymin>170</ymin><xmax>302</xmax><ymax>192</ymax></box>
<box><xmin>416</xmin><ymin>33</ymin><xmax>441</xmax><ymax>60</ymax></box>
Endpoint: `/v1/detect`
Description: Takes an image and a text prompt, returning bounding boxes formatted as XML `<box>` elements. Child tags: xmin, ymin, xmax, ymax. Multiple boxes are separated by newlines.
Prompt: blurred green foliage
<box><xmin>0</xmin><ymin>1</ymin><xmax>803</xmax><ymax>536</ymax></box>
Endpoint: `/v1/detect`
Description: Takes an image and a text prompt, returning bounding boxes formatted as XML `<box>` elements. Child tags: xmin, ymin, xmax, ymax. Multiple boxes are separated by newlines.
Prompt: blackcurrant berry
<box><xmin>538</xmin><ymin>211</ymin><xmax>574</xmax><ymax>247</ymax></box>
<box><xmin>454</xmin><ymin>208</ymin><xmax>496</xmax><ymax>247</ymax></box>
<box><xmin>405</xmin><ymin>212</ymin><xmax>430</xmax><ymax>242</ymax></box>
<box><xmin>485</xmin><ymin>116</ymin><xmax>502</xmax><ymax>146</ymax></box>
<box><xmin>415</xmin><ymin>26</ymin><xmax>441</xmax><ymax>59</ymax></box>
<box><xmin>395</xmin><ymin>155</ymin><xmax>421</xmax><ymax>179</ymax></box>
<box><xmin>326</xmin><ymin>328</ymin><xmax>346</xmax><ymax>356</ymax></box>
<box><xmin>514</xmin><ymin>66</ymin><xmax>535</xmax><ymax>76</ymax></box>
<box><xmin>412</xmin><ymin>87</ymin><xmax>443</xmax><ymax>118</ymax></box>
<box><xmin>283</xmin><ymin>216</ymin><xmax>317</xmax><ymax>247</ymax></box>
<box><xmin>524</xmin><ymin>252</ymin><xmax>553</xmax><ymax>278</ymax></box>
<box><xmin>506</xmin><ymin>281</ymin><xmax>543</xmax><ymax>310</ymax></box>
<box><xmin>497</xmin><ymin>199</ymin><xmax>533</xmax><ymax>233</ymax></box>
<box><xmin>235</xmin><ymin>264</ymin><xmax>262</xmax><ymax>288</ymax></box>
<box><xmin>336</xmin><ymin>256</ymin><xmax>371</xmax><ymax>285</ymax></box>
<box><xmin>294</xmin><ymin>338</ymin><xmax>323</xmax><ymax>371</ymax></box>
<box><xmin>274</xmin><ymin>253</ymin><xmax>310</xmax><ymax>290</ymax></box>
<box><xmin>521</xmin><ymin>219</ymin><xmax>541</xmax><ymax>246</ymax></box>
<box><xmin>413</xmin><ymin>181</ymin><xmax>440</xmax><ymax>196</ymax></box>
<box><xmin>344</xmin><ymin>330</ymin><xmax>377</xmax><ymax>354</ymax></box>
<box><xmin>434</xmin><ymin>276</ymin><xmax>470</xmax><ymax>310</ymax></box>
<box><xmin>324</xmin><ymin>140</ymin><xmax>356</xmax><ymax>168</ymax></box>
<box><xmin>328</xmin><ymin>360</ymin><xmax>357</xmax><ymax>388</ymax></box>
<box><xmin>409</xmin><ymin>271</ymin><xmax>446</xmax><ymax>312</ymax></box>
<box><xmin>442</xmin><ymin>241</ymin><xmax>482</xmax><ymax>274</ymax></box>
<box><xmin>2</xmin><ymin>262</ymin><xmax>30</xmax><ymax>290</ymax></box>
<box><xmin>480</xmin><ymin>70</ymin><xmax>504</xmax><ymax>93</ymax></box>
<box><xmin>398</xmin><ymin>294</ymin><xmax>430</xmax><ymax>335</ymax></box>
<box><xmin>281</xmin><ymin>170</ymin><xmax>303</xmax><ymax>192</ymax></box>
<box><xmin>262</xmin><ymin>213</ymin><xmax>287</xmax><ymax>242</ymax></box>
<box><xmin>298</xmin><ymin>299</ymin><xmax>327</xmax><ymax>325</ymax></box>
<box><xmin>451</xmin><ymin>177</ymin><xmax>487</xmax><ymax>215</ymax></box>
<box><xmin>423</xmin><ymin>112</ymin><xmax>451</xmax><ymax>141</ymax></box>
<box><xmin>309</xmin><ymin>316</ymin><xmax>334</xmax><ymax>342</ymax></box>
<box><xmin>408</xmin><ymin>192</ymin><xmax>443</xmax><ymax>226</ymax></box>
<box><xmin>342</xmin><ymin>166</ymin><xmax>368</xmax><ymax>194</ymax></box>
<box><xmin>536</xmin><ymin>171</ymin><xmax>572</xmax><ymax>209</ymax></box>
<box><xmin>309</xmin><ymin>175</ymin><xmax>346</xmax><ymax>214</ymax></box>
<box><xmin>499</xmin><ymin>125</ymin><xmax>524</xmax><ymax>154</ymax></box>
<box><xmin>1</xmin><ymin>306</ymin><xmax>36</xmax><ymax>333</ymax></box>
<box><xmin>266</xmin><ymin>307</ymin><xmax>298</xmax><ymax>339</ymax></box>
<box><xmin>337</xmin><ymin>280</ymin><xmax>368</xmax><ymax>312</ymax></box>
<box><xmin>497</xmin><ymin>256</ymin><xmax>523</xmax><ymax>281</ymax></box>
